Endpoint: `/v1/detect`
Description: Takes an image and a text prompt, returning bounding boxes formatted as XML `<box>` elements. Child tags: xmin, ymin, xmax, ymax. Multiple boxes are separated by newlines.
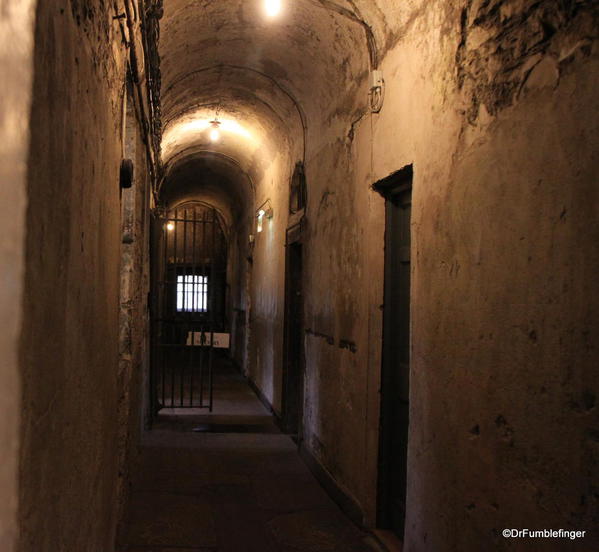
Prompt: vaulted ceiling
<box><xmin>158</xmin><ymin>0</ymin><xmax>404</xmax><ymax>219</ymax></box>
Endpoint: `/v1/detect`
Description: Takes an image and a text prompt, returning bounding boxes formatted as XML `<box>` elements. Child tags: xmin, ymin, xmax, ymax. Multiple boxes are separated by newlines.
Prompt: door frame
<box><xmin>281</xmin><ymin>219</ymin><xmax>305</xmax><ymax>439</ymax></box>
<box><xmin>374</xmin><ymin>164</ymin><xmax>413</xmax><ymax>537</ymax></box>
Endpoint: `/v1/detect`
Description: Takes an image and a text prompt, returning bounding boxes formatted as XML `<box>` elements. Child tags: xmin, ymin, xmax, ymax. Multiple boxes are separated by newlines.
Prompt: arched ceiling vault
<box><xmin>162</xmin><ymin>152</ymin><xmax>254</xmax><ymax>229</ymax></box>
<box><xmin>158</xmin><ymin>0</ymin><xmax>403</xmax><ymax>216</ymax></box>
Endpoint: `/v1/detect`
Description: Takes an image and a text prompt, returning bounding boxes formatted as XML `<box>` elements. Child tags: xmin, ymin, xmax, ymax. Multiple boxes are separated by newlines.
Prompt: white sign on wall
<box><xmin>186</xmin><ymin>331</ymin><xmax>230</xmax><ymax>349</ymax></box>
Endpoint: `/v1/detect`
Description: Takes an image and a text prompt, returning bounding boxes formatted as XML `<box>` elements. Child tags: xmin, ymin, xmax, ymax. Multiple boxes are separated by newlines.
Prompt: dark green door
<box><xmin>375</xmin><ymin>166</ymin><xmax>412</xmax><ymax>539</ymax></box>
<box><xmin>282</xmin><ymin>238</ymin><xmax>304</xmax><ymax>439</ymax></box>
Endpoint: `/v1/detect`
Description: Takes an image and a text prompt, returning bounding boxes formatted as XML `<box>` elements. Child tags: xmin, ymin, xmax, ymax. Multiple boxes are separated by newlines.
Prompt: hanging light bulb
<box><xmin>209</xmin><ymin>120</ymin><xmax>221</xmax><ymax>142</ymax></box>
<box><xmin>264</xmin><ymin>0</ymin><xmax>282</xmax><ymax>17</ymax></box>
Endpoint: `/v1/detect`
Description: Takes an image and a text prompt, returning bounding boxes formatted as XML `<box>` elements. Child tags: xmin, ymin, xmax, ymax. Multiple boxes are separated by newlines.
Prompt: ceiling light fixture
<box><xmin>264</xmin><ymin>0</ymin><xmax>282</xmax><ymax>17</ymax></box>
<box><xmin>209</xmin><ymin>119</ymin><xmax>221</xmax><ymax>142</ymax></box>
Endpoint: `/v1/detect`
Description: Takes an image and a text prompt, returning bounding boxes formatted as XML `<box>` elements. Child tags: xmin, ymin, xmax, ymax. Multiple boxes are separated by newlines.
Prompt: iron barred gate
<box><xmin>151</xmin><ymin>202</ymin><xmax>227</xmax><ymax>412</ymax></box>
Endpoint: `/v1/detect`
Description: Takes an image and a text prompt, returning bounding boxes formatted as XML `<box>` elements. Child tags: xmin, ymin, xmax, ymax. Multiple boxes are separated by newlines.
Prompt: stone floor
<box><xmin>119</xmin><ymin>358</ymin><xmax>384</xmax><ymax>552</ymax></box>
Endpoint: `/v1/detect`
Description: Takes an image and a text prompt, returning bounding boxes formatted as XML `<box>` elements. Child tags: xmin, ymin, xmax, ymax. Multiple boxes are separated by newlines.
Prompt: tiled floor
<box><xmin>119</xmin><ymin>359</ymin><xmax>382</xmax><ymax>552</ymax></box>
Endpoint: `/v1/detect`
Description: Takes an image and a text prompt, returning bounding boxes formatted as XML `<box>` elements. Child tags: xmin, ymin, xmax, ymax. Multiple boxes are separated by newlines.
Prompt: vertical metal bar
<box><xmin>161</xmin><ymin>215</ymin><xmax>168</xmax><ymax>408</ymax></box>
<box><xmin>190</xmin><ymin>206</ymin><xmax>197</xmax><ymax>407</ymax></box>
<box><xmin>171</xmin><ymin>208</ymin><xmax>178</xmax><ymax>408</ymax></box>
<box><xmin>181</xmin><ymin>208</ymin><xmax>188</xmax><ymax>407</ymax></box>
<box><xmin>209</xmin><ymin>208</ymin><xmax>216</xmax><ymax>412</ymax></box>
<box><xmin>199</xmin><ymin>207</ymin><xmax>206</xmax><ymax>408</ymax></box>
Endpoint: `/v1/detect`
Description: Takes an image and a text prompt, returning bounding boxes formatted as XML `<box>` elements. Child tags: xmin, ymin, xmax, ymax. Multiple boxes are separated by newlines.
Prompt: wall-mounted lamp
<box><xmin>166</xmin><ymin>221</ymin><xmax>175</xmax><ymax>232</ymax></box>
<box><xmin>256</xmin><ymin>200</ymin><xmax>273</xmax><ymax>233</ymax></box>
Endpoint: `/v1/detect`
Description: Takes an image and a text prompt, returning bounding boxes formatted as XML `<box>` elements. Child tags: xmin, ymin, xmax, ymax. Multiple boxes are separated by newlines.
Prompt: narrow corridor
<box><xmin>120</xmin><ymin>358</ymin><xmax>379</xmax><ymax>552</ymax></box>
<box><xmin>2</xmin><ymin>1</ymin><xmax>598</xmax><ymax>551</ymax></box>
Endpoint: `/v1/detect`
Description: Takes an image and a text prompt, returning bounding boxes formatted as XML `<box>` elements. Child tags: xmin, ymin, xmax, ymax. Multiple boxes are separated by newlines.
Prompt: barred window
<box><xmin>176</xmin><ymin>275</ymin><xmax>208</xmax><ymax>312</ymax></box>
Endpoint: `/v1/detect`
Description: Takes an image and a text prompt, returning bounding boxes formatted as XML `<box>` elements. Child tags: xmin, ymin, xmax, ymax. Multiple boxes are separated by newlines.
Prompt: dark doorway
<box><xmin>282</xmin><ymin>224</ymin><xmax>305</xmax><ymax>439</ymax></box>
<box><xmin>150</xmin><ymin>202</ymin><xmax>228</xmax><ymax>414</ymax></box>
<box><xmin>375</xmin><ymin>165</ymin><xmax>413</xmax><ymax>539</ymax></box>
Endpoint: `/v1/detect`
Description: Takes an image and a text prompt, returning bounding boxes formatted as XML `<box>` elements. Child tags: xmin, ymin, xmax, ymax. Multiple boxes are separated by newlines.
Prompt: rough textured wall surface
<box><xmin>18</xmin><ymin>2</ymin><xmax>129</xmax><ymax>550</ymax></box>
<box><xmin>228</xmin><ymin>214</ymin><xmax>254</xmax><ymax>375</ymax></box>
<box><xmin>301</xmin><ymin>84</ymin><xmax>374</xmax><ymax>518</ymax></box>
<box><xmin>248</xmin><ymin>153</ymin><xmax>295</xmax><ymax>414</ymax></box>
<box><xmin>396</xmin><ymin>4</ymin><xmax>599</xmax><ymax>550</ymax></box>
<box><xmin>0</xmin><ymin>1</ymin><xmax>36</xmax><ymax>549</ymax></box>
<box><xmin>299</xmin><ymin>0</ymin><xmax>599</xmax><ymax>547</ymax></box>
<box><xmin>115</xmin><ymin>88</ymin><xmax>151</xmax><ymax>542</ymax></box>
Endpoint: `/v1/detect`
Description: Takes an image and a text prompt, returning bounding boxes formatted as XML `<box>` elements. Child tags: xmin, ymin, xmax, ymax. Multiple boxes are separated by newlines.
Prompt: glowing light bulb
<box><xmin>264</xmin><ymin>0</ymin><xmax>281</xmax><ymax>17</ymax></box>
<box><xmin>209</xmin><ymin>119</ymin><xmax>222</xmax><ymax>142</ymax></box>
<box><xmin>210</xmin><ymin>128</ymin><xmax>220</xmax><ymax>142</ymax></box>
<box><xmin>166</xmin><ymin>222</ymin><xmax>175</xmax><ymax>232</ymax></box>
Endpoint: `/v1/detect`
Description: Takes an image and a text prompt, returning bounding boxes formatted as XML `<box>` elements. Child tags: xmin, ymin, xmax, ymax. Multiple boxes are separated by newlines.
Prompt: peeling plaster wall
<box><xmin>300</xmin><ymin>0</ymin><xmax>599</xmax><ymax>549</ymax></box>
<box><xmin>18</xmin><ymin>2</ymin><xmax>137</xmax><ymax>549</ymax></box>
<box><xmin>0</xmin><ymin>1</ymin><xmax>36</xmax><ymax>549</ymax></box>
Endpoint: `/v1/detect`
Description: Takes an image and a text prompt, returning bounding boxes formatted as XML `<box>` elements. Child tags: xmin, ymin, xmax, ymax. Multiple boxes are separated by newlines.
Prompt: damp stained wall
<box><xmin>0</xmin><ymin>1</ymin><xmax>36</xmax><ymax>549</ymax></box>
<box><xmin>17</xmin><ymin>2</ymin><xmax>143</xmax><ymax>550</ymax></box>
<box><xmin>295</xmin><ymin>1</ymin><xmax>599</xmax><ymax>549</ymax></box>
